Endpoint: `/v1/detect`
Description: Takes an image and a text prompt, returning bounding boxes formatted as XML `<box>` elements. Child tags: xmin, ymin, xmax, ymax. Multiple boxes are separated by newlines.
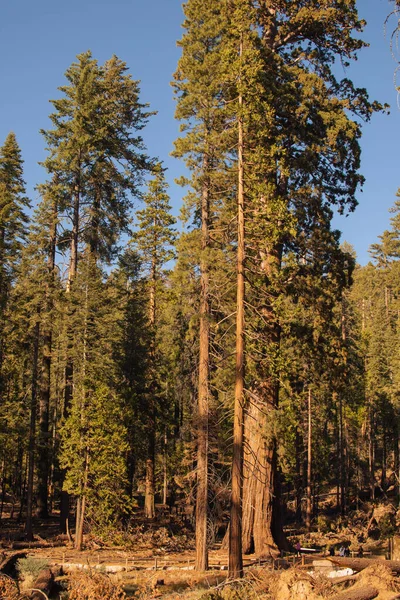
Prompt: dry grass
<box><xmin>67</xmin><ymin>569</ymin><xmax>127</xmax><ymax>600</ymax></box>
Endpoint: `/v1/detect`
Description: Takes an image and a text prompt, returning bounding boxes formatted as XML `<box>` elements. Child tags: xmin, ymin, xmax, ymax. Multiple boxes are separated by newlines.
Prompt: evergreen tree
<box><xmin>133</xmin><ymin>164</ymin><xmax>176</xmax><ymax>520</ymax></box>
<box><xmin>0</xmin><ymin>133</ymin><xmax>29</xmax><ymax>395</ymax></box>
<box><xmin>173</xmin><ymin>0</ymin><xmax>233</xmax><ymax>571</ymax></box>
<box><xmin>40</xmin><ymin>51</ymin><xmax>154</xmax><ymax>534</ymax></box>
<box><xmin>174</xmin><ymin>0</ymin><xmax>381</xmax><ymax>576</ymax></box>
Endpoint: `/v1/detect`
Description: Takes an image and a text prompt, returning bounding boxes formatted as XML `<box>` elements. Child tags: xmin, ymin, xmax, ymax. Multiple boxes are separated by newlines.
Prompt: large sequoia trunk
<box><xmin>242</xmin><ymin>386</ymin><xmax>288</xmax><ymax>555</ymax></box>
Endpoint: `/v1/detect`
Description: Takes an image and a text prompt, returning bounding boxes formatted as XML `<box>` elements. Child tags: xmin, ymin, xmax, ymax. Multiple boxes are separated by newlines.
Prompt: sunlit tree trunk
<box><xmin>229</xmin><ymin>53</ymin><xmax>245</xmax><ymax>578</ymax></box>
<box><xmin>196</xmin><ymin>154</ymin><xmax>210</xmax><ymax>571</ymax></box>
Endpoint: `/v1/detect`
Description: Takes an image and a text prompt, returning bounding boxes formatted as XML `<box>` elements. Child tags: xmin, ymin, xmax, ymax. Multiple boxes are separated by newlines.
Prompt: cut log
<box><xmin>329</xmin><ymin>585</ymin><xmax>378</xmax><ymax>600</ymax></box>
<box><xmin>328</xmin><ymin>556</ymin><xmax>400</xmax><ymax>574</ymax></box>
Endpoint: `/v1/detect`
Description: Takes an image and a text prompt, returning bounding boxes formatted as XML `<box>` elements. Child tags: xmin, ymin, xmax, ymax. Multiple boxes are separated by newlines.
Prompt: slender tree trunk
<box><xmin>145</xmin><ymin>265</ymin><xmax>156</xmax><ymax>520</ymax></box>
<box><xmin>196</xmin><ymin>154</ymin><xmax>210</xmax><ymax>572</ymax></box>
<box><xmin>229</xmin><ymin>49</ymin><xmax>245</xmax><ymax>578</ymax></box>
<box><xmin>163</xmin><ymin>430</ymin><xmax>168</xmax><ymax>506</ymax></box>
<box><xmin>75</xmin><ymin>276</ymin><xmax>90</xmax><ymax>551</ymax></box>
<box><xmin>145</xmin><ymin>450</ymin><xmax>155</xmax><ymax>519</ymax></box>
<box><xmin>0</xmin><ymin>460</ymin><xmax>6</xmax><ymax>520</ymax></box>
<box><xmin>75</xmin><ymin>449</ymin><xmax>89</xmax><ymax>551</ymax></box>
<box><xmin>295</xmin><ymin>427</ymin><xmax>303</xmax><ymax>522</ymax></box>
<box><xmin>26</xmin><ymin>319</ymin><xmax>40</xmax><ymax>541</ymax></box>
<box><xmin>381</xmin><ymin>430</ymin><xmax>387</xmax><ymax>491</ymax></box>
<box><xmin>61</xmin><ymin>183</ymin><xmax>80</xmax><ymax>533</ymax></box>
<box><xmin>36</xmin><ymin>198</ymin><xmax>57</xmax><ymax>518</ymax></box>
<box><xmin>306</xmin><ymin>389</ymin><xmax>312</xmax><ymax>532</ymax></box>
<box><xmin>369</xmin><ymin>406</ymin><xmax>375</xmax><ymax>501</ymax></box>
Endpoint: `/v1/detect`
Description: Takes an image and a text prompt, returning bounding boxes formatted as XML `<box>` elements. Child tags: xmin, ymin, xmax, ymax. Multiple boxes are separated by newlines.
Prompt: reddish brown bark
<box><xmin>195</xmin><ymin>155</ymin><xmax>210</xmax><ymax>572</ymax></box>
<box><xmin>229</xmin><ymin>54</ymin><xmax>245</xmax><ymax>578</ymax></box>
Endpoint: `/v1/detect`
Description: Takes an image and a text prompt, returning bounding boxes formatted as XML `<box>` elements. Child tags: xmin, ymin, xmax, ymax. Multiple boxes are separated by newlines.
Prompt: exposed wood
<box><xmin>328</xmin><ymin>585</ymin><xmax>378</xmax><ymax>600</ymax></box>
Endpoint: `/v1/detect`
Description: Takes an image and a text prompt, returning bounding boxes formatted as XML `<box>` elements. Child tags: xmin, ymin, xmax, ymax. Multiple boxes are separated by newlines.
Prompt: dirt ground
<box><xmin>2</xmin><ymin>506</ymin><xmax>400</xmax><ymax>599</ymax></box>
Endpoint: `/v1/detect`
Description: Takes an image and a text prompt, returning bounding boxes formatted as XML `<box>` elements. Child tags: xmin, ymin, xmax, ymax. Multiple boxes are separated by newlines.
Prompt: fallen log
<box><xmin>11</xmin><ymin>541</ymin><xmax>62</xmax><ymax>550</ymax></box>
<box><xmin>330</xmin><ymin>574</ymin><xmax>358</xmax><ymax>585</ymax></box>
<box><xmin>329</xmin><ymin>584</ymin><xmax>379</xmax><ymax>600</ymax></box>
<box><xmin>328</xmin><ymin>556</ymin><xmax>400</xmax><ymax>574</ymax></box>
<box><xmin>0</xmin><ymin>551</ymin><xmax>27</xmax><ymax>576</ymax></box>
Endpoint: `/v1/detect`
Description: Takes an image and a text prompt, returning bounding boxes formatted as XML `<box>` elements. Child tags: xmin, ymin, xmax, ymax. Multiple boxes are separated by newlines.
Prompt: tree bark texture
<box><xmin>195</xmin><ymin>156</ymin><xmax>210</xmax><ymax>572</ymax></box>
<box><xmin>329</xmin><ymin>585</ymin><xmax>378</xmax><ymax>600</ymax></box>
<box><xmin>229</xmin><ymin>53</ymin><xmax>245</xmax><ymax>579</ymax></box>
<box><xmin>242</xmin><ymin>398</ymin><xmax>275</xmax><ymax>555</ymax></box>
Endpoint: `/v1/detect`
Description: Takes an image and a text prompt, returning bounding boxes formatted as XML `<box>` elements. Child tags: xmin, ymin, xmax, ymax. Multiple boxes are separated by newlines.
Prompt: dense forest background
<box><xmin>1</xmin><ymin>0</ymin><xmax>400</xmax><ymax>580</ymax></box>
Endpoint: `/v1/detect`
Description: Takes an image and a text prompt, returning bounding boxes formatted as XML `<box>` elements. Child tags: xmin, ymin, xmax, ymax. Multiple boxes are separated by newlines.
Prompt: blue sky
<box><xmin>0</xmin><ymin>0</ymin><xmax>399</xmax><ymax>265</ymax></box>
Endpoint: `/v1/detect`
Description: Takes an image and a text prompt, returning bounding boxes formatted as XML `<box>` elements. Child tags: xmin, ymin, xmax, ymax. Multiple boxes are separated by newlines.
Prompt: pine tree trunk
<box><xmin>145</xmin><ymin>271</ymin><xmax>156</xmax><ymax>520</ymax></box>
<box><xmin>340</xmin><ymin>397</ymin><xmax>345</xmax><ymax>515</ymax></box>
<box><xmin>381</xmin><ymin>430</ymin><xmax>386</xmax><ymax>491</ymax></box>
<box><xmin>0</xmin><ymin>459</ymin><xmax>6</xmax><ymax>520</ymax></box>
<box><xmin>229</xmin><ymin>55</ymin><xmax>245</xmax><ymax>578</ymax></box>
<box><xmin>295</xmin><ymin>428</ymin><xmax>303</xmax><ymax>522</ymax></box>
<box><xmin>75</xmin><ymin>449</ymin><xmax>89</xmax><ymax>551</ymax></box>
<box><xmin>163</xmin><ymin>430</ymin><xmax>167</xmax><ymax>506</ymax></box>
<box><xmin>61</xmin><ymin>185</ymin><xmax>80</xmax><ymax>533</ymax></box>
<box><xmin>145</xmin><ymin>445</ymin><xmax>155</xmax><ymax>519</ymax></box>
<box><xmin>306</xmin><ymin>389</ymin><xmax>312</xmax><ymax>532</ymax></box>
<box><xmin>26</xmin><ymin>319</ymin><xmax>40</xmax><ymax>541</ymax></box>
<box><xmin>369</xmin><ymin>406</ymin><xmax>375</xmax><ymax>501</ymax></box>
<box><xmin>36</xmin><ymin>201</ymin><xmax>57</xmax><ymax>519</ymax></box>
<box><xmin>195</xmin><ymin>154</ymin><xmax>210</xmax><ymax>572</ymax></box>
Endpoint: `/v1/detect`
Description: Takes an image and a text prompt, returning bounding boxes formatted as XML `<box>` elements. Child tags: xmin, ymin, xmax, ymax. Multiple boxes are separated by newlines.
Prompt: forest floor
<box><xmin>1</xmin><ymin>500</ymin><xmax>400</xmax><ymax>599</ymax></box>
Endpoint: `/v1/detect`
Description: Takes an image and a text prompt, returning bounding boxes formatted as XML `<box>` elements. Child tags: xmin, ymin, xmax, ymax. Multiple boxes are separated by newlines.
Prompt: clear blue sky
<box><xmin>0</xmin><ymin>0</ymin><xmax>398</xmax><ymax>265</ymax></box>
